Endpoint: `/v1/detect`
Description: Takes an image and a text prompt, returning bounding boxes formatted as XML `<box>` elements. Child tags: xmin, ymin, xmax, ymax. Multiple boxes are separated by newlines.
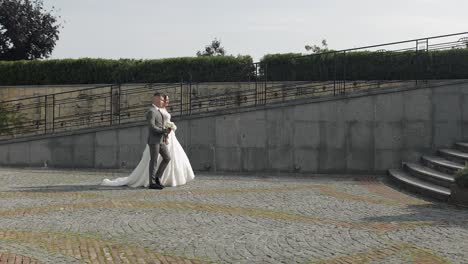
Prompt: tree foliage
<box><xmin>0</xmin><ymin>0</ymin><xmax>62</xmax><ymax>60</ymax></box>
<box><xmin>196</xmin><ymin>38</ymin><xmax>226</xmax><ymax>57</ymax></box>
<box><xmin>305</xmin><ymin>39</ymin><xmax>329</xmax><ymax>53</ymax></box>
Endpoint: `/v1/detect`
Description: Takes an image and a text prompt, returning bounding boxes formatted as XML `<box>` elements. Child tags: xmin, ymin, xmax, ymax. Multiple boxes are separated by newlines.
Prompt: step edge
<box><xmin>439</xmin><ymin>149</ymin><xmax>468</xmax><ymax>159</ymax></box>
<box><xmin>421</xmin><ymin>156</ymin><xmax>464</xmax><ymax>170</ymax></box>
<box><xmin>388</xmin><ymin>169</ymin><xmax>451</xmax><ymax>196</ymax></box>
<box><xmin>404</xmin><ymin>162</ymin><xmax>455</xmax><ymax>182</ymax></box>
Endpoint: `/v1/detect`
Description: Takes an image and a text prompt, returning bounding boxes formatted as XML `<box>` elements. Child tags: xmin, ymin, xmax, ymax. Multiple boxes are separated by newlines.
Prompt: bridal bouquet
<box><xmin>165</xmin><ymin>121</ymin><xmax>177</xmax><ymax>131</ymax></box>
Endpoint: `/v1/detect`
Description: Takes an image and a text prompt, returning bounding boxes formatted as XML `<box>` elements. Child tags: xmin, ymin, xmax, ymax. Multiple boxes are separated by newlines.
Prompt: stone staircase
<box><xmin>388</xmin><ymin>142</ymin><xmax>468</xmax><ymax>202</ymax></box>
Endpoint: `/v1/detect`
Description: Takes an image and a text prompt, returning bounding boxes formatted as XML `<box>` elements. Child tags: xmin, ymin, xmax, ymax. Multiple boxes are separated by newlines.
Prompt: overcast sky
<box><xmin>43</xmin><ymin>0</ymin><xmax>468</xmax><ymax>61</ymax></box>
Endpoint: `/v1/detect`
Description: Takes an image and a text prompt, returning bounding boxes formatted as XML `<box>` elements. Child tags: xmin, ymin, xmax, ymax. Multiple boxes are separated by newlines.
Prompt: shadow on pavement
<box><xmin>8</xmin><ymin>184</ymin><xmax>143</xmax><ymax>193</ymax></box>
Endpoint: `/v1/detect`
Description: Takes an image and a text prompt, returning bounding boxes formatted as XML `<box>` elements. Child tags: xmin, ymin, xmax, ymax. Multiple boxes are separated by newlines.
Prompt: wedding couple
<box><xmin>102</xmin><ymin>92</ymin><xmax>195</xmax><ymax>188</ymax></box>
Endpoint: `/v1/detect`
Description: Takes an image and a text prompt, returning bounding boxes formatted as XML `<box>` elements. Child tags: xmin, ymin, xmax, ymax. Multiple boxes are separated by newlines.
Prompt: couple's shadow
<box><xmin>9</xmin><ymin>184</ymin><xmax>143</xmax><ymax>193</ymax></box>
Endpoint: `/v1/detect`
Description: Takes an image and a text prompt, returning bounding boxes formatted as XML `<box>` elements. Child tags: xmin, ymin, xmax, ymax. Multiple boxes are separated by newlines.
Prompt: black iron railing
<box><xmin>1</xmin><ymin>32</ymin><xmax>468</xmax><ymax>140</ymax></box>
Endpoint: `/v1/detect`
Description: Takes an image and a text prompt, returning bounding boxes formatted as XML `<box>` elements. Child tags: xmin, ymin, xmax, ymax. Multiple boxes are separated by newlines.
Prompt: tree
<box><xmin>196</xmin><ymin>38</ymin><xmax>226</xmax><ymax>57</ymax></box>
<box><xmin>0</xmin><ymin>0</ymin><xmax>62</xmax><ymax>60</ymax></box>
<box><xmin>305</xmin><ymin>39</ymin><xmax>329</xmax><ymax>53</ymax></box>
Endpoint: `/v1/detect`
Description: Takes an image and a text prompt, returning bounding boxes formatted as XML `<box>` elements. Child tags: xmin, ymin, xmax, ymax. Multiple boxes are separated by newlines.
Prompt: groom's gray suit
<box><xmin>146</xmin><ymin>105</ymin><xmax>171</xmax><ymax>187</ymax></box>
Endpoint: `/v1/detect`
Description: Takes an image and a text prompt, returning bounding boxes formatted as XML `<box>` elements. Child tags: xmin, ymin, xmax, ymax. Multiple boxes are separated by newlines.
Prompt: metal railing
<box><xmin>1</xmin><ymin>32</ymin><xmax>468</xmax><ymax>140</ymax></box>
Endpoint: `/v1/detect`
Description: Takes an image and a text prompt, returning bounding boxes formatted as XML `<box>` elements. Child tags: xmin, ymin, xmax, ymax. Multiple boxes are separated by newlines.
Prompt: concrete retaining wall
<box><xmin>1</xmin><ymin>80</ymin><xmax>468</xmax><ymax>173</ymax></box>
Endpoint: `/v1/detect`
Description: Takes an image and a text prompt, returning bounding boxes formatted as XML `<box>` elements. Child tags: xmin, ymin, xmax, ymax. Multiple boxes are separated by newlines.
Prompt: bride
<box><xmin>101</xmin><ymin>95</ymin><xmax>195</xmax><ymax>187</ymax></box>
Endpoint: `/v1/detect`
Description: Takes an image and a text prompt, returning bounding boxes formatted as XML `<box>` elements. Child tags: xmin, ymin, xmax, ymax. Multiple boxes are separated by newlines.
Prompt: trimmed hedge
<box><xmin>1</xmin><ymin>49</ymin><xmax>467</xmax><ymax>85</ymax></box>
<box><xmin>0</xmin><ymin>56</ymin><xmax>255</xmax><ymax>85</ymax></box>
<box><xmin>259</xmin><ymin>49</ymin><xmax>468</xmax><ymax>81</ymax></box>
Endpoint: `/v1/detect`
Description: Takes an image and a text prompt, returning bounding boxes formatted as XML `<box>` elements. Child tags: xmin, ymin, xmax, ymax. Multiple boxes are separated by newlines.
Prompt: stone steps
<box><xmin>388</xmin><ymin>169</ymin><xmax>451</xmax><ymax>201</ymax></box>
<box><xmin>403</xmin><ymin>162</ymin><xmax>455</xmax><ymax>188</ymax></box>
<box><xmin>421</xmin><ymin>155</ymin><xmax>463</xmax><ymax>174</ymax></box>
<box><xmin>438</xmin><ymin>148</ymin><xmax>468</xmax><ymax>164</ymax></box>
<box><xmin>455</xmin><ymin>142</ymin><xmax>468</xmax><ymax>153</ymax></box>
<box><xmin>387</xmin><ymin>142</ymin><xmax>467</xmax><ymax>202</ymax></box>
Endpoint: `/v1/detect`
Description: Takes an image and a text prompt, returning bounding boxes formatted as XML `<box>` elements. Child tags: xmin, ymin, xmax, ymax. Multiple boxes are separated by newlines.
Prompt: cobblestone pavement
<box><xmin>0</xmin><ymin>168</ymin><xmax>467</xmax><ymax>264</ymax></box>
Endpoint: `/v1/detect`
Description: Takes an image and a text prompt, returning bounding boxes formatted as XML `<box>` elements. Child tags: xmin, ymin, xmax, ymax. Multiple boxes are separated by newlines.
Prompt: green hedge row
<box><xmin>0</xmin><ymin>56</ymin><xmax>255</xmax><ymax>85</ymax></box>
<box><xmin>1</xmin><ymin>49</ymin><xmax>467</xmax><ymax>85</ymax></box>
<box><xmin>259</xmin><ymin>49</ymin><xmax>468</xmax><ymax>81</ymax></box>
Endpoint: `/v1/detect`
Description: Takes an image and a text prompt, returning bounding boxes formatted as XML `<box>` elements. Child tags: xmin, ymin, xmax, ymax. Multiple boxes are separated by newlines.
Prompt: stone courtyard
<box><xmin>0</xmin><ymin>168</ymin><xmax>467</xmax><ymax>264</ymax></box>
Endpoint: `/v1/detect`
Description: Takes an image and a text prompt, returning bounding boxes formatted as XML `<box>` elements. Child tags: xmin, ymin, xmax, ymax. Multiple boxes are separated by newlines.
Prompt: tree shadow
<box><xmin>358</xmin><ymin>178</ymin><xmax>468</xmax><ymax>229</ymax></box>
<box><xmin>362</xmin><ymin>201</ymin><xmax>468</xmax><ymax>230</ymax></box>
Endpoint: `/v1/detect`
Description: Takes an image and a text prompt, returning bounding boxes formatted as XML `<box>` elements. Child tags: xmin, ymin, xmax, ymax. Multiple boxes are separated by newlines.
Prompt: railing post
<box><xmin>109</xmin><ymin>84</ymin><xmax>121</xmax><ymax>125</ymax></box>
<box><xmin>415</xmin><ymin>40</ymin><xmax>419</xmax><ymax>85</ymax></box>
<box><xmin>52</xmin><ymin>94</ymin><xmax>55</xmax><ymax>133</ymax></box>
<box><xmin>425</xmin><ymin>38</ymin><xmax>429</xmax><ymax>83</ymax></box>
<box><xmin>180</xmin><ymin>80</ymin><xmax>183</xmax><ymax>117</ymax></box>
<box><xmin>333</xmin><ymin>52</ymin><xmax>337</xmax><ymax>96</ymax></box>
<box><xmin>118</xmin><ymin>84</ymin><xmax>121</xmax><ymax>125</ymax></box>
<box><xmin>343</xmin><ymin>51</ymin><xmax>347</xmax><ymax>95</ymax></box>
<box><xmin>254</xmin><ymin>63</ymin><xmax>258</xmax><ymax>106</ymax></box>
<box><xmin>264</xmin><ymin>63</ymin><xmax>268</xmax><ymax>105</ymax></box>
<box><xmin>189</xmin><ymin>80</ymin><xmax>192</xmax><ymax>115</ymax></box>
<box><xmin>109</xmin><ymin>86</ymin><xmax>113</xmax><ymax>125</ymax></box>
<box><xmin>44</xmin><ymin>95</ymin><xmax>47</xmax><ymax>134</ymax></box>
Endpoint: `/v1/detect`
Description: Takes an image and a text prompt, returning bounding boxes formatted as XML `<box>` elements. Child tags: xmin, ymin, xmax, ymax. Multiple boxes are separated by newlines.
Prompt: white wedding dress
<box><xmin>101</xmin><ymin>108</ymin><xmax>195</xmax><ymax>187</ymax></box>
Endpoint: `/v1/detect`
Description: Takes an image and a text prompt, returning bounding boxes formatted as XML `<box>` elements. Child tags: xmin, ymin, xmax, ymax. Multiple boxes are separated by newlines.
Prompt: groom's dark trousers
<box><xmin>149</xmin><ymin>143</ymin><xmax>171</xmax><ymax>186</ymax></box>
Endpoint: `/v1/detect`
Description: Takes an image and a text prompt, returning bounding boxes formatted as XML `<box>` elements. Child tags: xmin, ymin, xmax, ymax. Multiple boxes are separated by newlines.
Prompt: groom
<box><xmin>146</xmin><ymin>92</ymin><xmax>172</xmax><ymax>189</ymax></box>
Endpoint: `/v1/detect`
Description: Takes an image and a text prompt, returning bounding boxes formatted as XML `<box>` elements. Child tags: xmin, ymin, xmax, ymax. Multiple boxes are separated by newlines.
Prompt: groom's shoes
<box><xmin>156</xmin><ymin>178</ymin><xmax>165</xmax><ymax>189</ymax></box>
<box><xmin>149</xmin><ymin>178</ymin><xmax>165</xmax><ymax>189</ymax></box>
<box><xmin>149</xmin><ymin>184</ymin><xmax>164</xmax><ymax>190</ymax></box>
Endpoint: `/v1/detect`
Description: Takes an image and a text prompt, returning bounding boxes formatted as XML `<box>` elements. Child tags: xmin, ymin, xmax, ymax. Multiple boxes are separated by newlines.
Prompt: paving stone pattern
<box><xmin>0</xmin><ymin>168</ymin><xmax>467</xmax><ymax>263</ymax></box>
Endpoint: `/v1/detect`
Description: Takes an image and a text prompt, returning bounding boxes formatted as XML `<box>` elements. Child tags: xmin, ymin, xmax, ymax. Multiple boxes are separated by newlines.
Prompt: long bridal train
<box><xmin>101</xmin><ymin>131</ymin><xmax>195</xmax><ymax>188</ymax></box>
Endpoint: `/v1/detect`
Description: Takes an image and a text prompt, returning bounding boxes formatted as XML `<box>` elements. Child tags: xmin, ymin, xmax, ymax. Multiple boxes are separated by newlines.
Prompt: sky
<box><xmin>43</xmin><ymin>0</ymin><xmax>468</xmax><ymax>62</ymax></box>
